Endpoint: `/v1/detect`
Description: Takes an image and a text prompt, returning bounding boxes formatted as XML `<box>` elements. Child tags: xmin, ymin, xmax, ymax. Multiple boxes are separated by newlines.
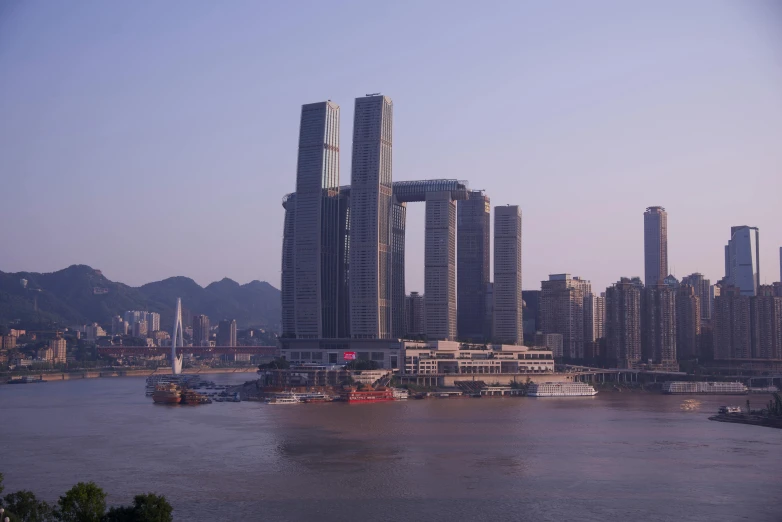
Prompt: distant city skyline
<box><xmin>1</xmin><ymin>1</ymin><xmax>781</xmax><ymax>293</ymax></box>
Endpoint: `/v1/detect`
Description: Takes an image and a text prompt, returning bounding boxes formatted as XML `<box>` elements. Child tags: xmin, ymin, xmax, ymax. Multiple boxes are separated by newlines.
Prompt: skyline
<box><xmin>1</xmin><ymin>1</ymin><xmax>782</xmax><ymax>293</ymax></box>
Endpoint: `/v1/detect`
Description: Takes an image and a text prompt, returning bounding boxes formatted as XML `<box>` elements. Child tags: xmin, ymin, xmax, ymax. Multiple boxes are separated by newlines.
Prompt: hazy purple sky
<box><xmin>1</xmin><ymin>1</ymin><xmax>781</xmax><ymax>293</ymax></box>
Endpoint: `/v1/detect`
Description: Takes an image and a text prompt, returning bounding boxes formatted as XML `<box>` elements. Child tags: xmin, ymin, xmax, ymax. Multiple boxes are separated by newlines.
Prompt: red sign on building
<box><xmin>343</xmin><ymin>351</ymin><xmax>357</xmax><ymax>360</ymax></box>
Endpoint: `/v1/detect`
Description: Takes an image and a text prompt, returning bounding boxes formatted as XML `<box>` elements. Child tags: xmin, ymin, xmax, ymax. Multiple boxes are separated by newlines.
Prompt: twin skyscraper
<box><xmin>281</xmin><ymin>94</ymin><xmax>523</xmax><ymax>355</ymax></box>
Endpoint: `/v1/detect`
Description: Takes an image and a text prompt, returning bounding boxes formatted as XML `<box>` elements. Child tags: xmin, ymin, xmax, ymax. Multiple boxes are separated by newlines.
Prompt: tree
<box><xmin>56</xmin><ymin>482</ymin><xmax>106</xmax><ymax>522</ymax></box>
<box><xmin>258</xmin><ymin>358</ymin><xmax>289</xmax><ymax>370</ymax></box>
<box><xmin>344</xmin><ymin>360</ymin><xmax>379</xmax><ymax>371</ymax></box>
<box><xmin>101</xmin><ymin>494</ymin><xmax>172</xmax><ymax>522</ymax></box>
<box><xmin>2</xmin><ymin>490</ymin><xmax>54</xmax><ymax>522</ymax></box>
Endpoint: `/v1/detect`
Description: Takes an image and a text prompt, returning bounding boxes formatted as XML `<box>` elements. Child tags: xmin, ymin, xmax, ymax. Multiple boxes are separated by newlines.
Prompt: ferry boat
<box><xmin>180</xmin><ymin>389</ymin><xmax>212</xmax><ymax>405</ymax></box>
<box><xmin>392</xmin><ymin>388</ymin><xmax>409</xmax><ymax>400</ymax></box>
<box><xmin>662</xmin><ymin>381</ymin><xmax>748</xmax><ymax>395</ymax></box>
<box><xmin>145</xmin><ymin>375</ymin><xmax>201</xmax><ymax>396</ymax></box>
<box><xmin>340</xmin><ymin>387</ymin><xmax>395</xmax><ymax>403</ymax></box>
<box><xmin>300</xmin><ymin>393</ymin><xmax>334</xmax><ymax>403</ymax></box>
<box><xmin>527</xmin><ymin>382</ymin><xmax>598</xmax><ymax>397</ymax></box>
<box><xmin>718</xmin><ymin>405</ymin><xmax>742</xmax><ymax>414</ymax></box>
<box><xmin>265</xmin><ymin>392</ymin><xmax>301</xmax><ymax>405</ymax></box>
<box><xmin>7</xmin><ymin>376</ymin><xmax>45</xmax><ymax>384</ymax></box>
<box><xmin>152</xmin><ymin>383</ymin><xmax>183</xmax><ymax>404</ymax></box>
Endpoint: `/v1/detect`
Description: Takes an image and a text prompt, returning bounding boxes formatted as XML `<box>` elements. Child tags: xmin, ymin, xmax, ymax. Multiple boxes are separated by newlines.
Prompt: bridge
<box><xmin>98</xmin><ymin>346</ymin><xmax>277</xmax><ymax>358</ymax></box>
<box><xmin>282</xmin><ymin>178</ymin><xmax>471</xmax><ymax>207</ymax></box>
<box><xmin>562</xmin><ymin>365</ymin><xmax>687</xmax><ymax>384</ymax></box>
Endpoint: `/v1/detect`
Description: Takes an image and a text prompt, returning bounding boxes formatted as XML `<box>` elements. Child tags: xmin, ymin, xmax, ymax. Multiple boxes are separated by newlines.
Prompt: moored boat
<box><xmin>662</xmin><ymin>381</ymin><xmax>748</xmax><ymax>395</ymax></box>
<box><xmin>340</xmin><ymin>387</ymin><xmax>395</xmax><ymax>403</ymax></box>
<box><xmin>527</xmin><ymin>382</ymin><xmax>598</xmax><ymax>397</ymax></box>
<box><xmin>152</xmin><ymin>383</ymin><xmax>182</xmax><ymax>404</ymax></box>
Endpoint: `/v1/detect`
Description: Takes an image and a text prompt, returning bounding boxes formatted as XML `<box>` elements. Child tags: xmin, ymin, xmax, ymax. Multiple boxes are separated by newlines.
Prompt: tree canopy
<box><xmin>56</xmin><ymin>482</ymin><xmax>106</xmax><ymax>522</ymax></box>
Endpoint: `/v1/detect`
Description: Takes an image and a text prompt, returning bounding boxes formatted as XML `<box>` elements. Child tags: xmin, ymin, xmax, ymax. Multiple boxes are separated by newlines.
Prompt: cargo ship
<box><xmin>662</xmin><ymin>381</ymin><xmax>748</xmax><ymax>395</ymax></box>
<box><xmin>340</xmin><ymin>387</ymin><xmax>395</xmax><ymax>403</ymax></box>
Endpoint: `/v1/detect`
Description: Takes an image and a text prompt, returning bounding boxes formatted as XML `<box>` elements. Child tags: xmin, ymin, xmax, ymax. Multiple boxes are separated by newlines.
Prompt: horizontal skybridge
<box><xmin>282</xmin><ymin>179</ymin><xmax>471</xmax><ymax>206</ymax></box>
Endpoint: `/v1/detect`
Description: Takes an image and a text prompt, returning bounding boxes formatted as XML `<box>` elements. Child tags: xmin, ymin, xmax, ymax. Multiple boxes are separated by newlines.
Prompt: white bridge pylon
<box><xmin>171</xmin><ymin>298</ymin><xmax>184</xmax><ymax>375</ymax></box>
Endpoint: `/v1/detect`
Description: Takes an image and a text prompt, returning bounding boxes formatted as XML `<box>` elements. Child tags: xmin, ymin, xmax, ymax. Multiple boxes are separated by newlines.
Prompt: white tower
<box><xmin>171</xmin><ymin>298</ymin><xmax>184</xmax><ymax>375</ymax></box>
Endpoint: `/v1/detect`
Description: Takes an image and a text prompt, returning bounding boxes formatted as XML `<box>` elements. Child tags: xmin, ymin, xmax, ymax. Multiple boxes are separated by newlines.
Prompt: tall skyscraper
<box><xmin>293</xmin><ymin>101</ymin><xmax>342</xmax><ymax>339</ymax></box>
<box><xmin>493</xmin><ymin>205</ymin><xmax>522</xmax><ymax>344</ymax></box>
<box><xmin>349</xmin><ymin>95</ymin><xmax>394</xmax><ymax>340</ymax></box>
<box><xmin>779</xmin><ymin>246</ymin><xmax>781</xmax><ymax>283</ymax></box>
<box><xmin>217</xmin><ymin>319</ymin><xmax>237</xmax><ymax>347</ymax></box>
<box><xmin>725</xmin><ymin>226</ymin><xmax>760</xmax><ymax>296</ymax></box>
<box><xmin>425</xmin><ymin>191</ymin><xmax>457</xmax><ymax>341</ymax></box>
<box><xmin>541</xmin><ymin>274</ymin><xmax>590</xmax><ymax>359</ymax></box>
<box><xmin>280</xmin><ymin>193</ymin><xmax>296</xmax><ymax>338</ymax></box>
<box><xmin>457</xmin><ymin>191</ymin><xmax>491</xmax><ymax>341</ymax></box>
<box><xmin>391</xmin><ymin>201</ymin><xmax>407</xmax><ymax>339</ymax></box>
<box><xmin>681</xmin><ymin>273</ymin><xmax>711</xmax><ymax>320</ymax></box>
<box><xmin>676</xmin><ymin>285</ymin><xmax>701</xmax><ymax>359</ymax></box>
<box><xmin>405</xmin><ymin>292</ymin><xmax>425</xmax><ymax>338</ymax></box>
<box><xmin>605</xmin><ymin>278</ymin><xmax>642</xmax><ymax>368</ymax></box>
<box><xmin>643</xmin><ymin>206</ymin><xmax>668</xmax><ymax>287</ymax></box>
<box><xmin>641</xmin><ymin>283</ymin><xmax>677</xmax><ymax>368</ymax></box>
<box><xmin>192</xmin><ymin>314</ymin><xmax>210</xmax><ymax>347</ymax></box>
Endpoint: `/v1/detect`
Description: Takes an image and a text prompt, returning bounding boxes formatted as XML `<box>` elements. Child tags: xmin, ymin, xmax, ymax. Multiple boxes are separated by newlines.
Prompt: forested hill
<box><xmin>0</xmin><ymin>265</ymin><xmax>280</xmax><ymax>331</ymax></box>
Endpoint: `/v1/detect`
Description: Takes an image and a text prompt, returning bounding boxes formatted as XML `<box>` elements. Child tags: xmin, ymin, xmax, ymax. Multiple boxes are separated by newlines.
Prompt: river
<box><xmin>1</xmin><ymin>375</ymin><xmax>780</xmax><ymax>521</ymax></box>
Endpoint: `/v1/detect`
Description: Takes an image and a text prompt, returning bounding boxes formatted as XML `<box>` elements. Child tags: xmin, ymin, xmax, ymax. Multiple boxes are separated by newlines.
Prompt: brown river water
<box><xmin>1</xmin><ymin>374</ymin><xmax>780</xmax><ymax>521</ymax></box>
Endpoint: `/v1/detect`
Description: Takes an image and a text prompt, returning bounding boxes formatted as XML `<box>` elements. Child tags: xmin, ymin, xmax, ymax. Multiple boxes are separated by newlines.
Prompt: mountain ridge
<box><xmin>0</xmin><ymin>265</ymin><xmax>280</xmax><ymax>331</ymax></box>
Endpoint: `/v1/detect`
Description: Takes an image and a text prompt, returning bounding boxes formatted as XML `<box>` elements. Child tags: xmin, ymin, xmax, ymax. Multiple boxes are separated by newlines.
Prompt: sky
<box><xmin>1</xmin><ymin>0</ymin><xmax>781</xmax><ymax>293</ymax></box>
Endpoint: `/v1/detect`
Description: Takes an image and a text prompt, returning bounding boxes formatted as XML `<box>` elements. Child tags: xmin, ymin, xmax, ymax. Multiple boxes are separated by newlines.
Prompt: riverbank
<box><xmin>1</xmin><ymin>367</ymin><xmax>259</xmax><ymax>384</ymax></box>
<box><xmin>708</xmin><ymin>413</ymin><xmax>782</xmax><ymax>430</ymax></box>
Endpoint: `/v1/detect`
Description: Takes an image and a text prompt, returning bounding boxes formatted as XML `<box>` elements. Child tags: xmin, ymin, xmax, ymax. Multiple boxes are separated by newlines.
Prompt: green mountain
<box><xmin>0</xmin><ymin>265</ymin><xmax>281</xmax><ymax>331</ymax></box>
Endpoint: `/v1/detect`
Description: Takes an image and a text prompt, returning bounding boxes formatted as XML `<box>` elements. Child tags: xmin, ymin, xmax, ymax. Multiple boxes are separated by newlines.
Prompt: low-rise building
<box><xmin>403</xmin><ymin>341</ymin><xmax>554</xmax><ymax>375</ymax></box>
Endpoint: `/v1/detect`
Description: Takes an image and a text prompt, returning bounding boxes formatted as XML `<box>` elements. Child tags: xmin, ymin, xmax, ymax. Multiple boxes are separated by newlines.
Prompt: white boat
<box><xmin>392</xmin><ymin>388</ymin><xmax>409</xmax><ymax>400</ymax></box>
<box><xmin>265</xmin><ymin>393</ymin><xmax>301</xmax><ymax>405</ymax></box>
<box><xmin>662</xmin><ymin>381</ymin><xmax>748</xmax><ymax>395</ymax></box>
<box><xmin>718</xmin><ymin>405</ymin><xmax>742</xmax><ymax>414</ymax></box>
<box><xmin>527</xmin><ymin>382</ymin><xmax>598</xmax><ymax>397</ymax></box>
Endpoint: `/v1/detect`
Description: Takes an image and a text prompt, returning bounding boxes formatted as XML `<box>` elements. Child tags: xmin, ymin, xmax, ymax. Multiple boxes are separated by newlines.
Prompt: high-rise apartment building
<box><xmin>541</xmin><ymin>274</ymin><xmax>590</xmax><ymax>359</ymax></box>
<box><xmin>752</xmin><ymin>286</ymin><xmax>782</xmax><ymax>360</ymax></box>
<box><xmin>192</xmin><ymin>314</ymin><xmax>210</xmax><ymax>347</ymax></box>
<box><xmin>293</xmin><ymin>101</ymin><xmax>342</xmax><ymax>339</ymax></box>
<box><xmin>713</xmin><ymin>287</ymin><xmax>752</xmax><ymax>360</ymax></box>
<box><xmin>146</xmin><ymin>312</ymin><xmax>160</xmax><ymax>333</ymax></box>
<box><xmin>50</xmin><ymin>337</ymin><xmax>67</xmax><ymax>364</ymax></box>
<box><xmin>405</xmin><ymin>292</ymin><xmax>425</xmax><ymax>338</ymax></box>
<box><xmin>349</xmin><ymin>95</ymin><xmax>394</xmax><ymax>340</ymax></box>
<box><xmin>642</xmin><ymin>283</ymin><xmax>677</xmax><ymax>367</ymax></box>
<box><xmin>605</xmin><ymin>278</ymin><xmax>642</xmax><ymax>368</ymax></box>
<box><xmin>676</xmin><ymin>285</ymin><xmax>701</xmax><ymax>359</ymax></box>
<box><xmin>493</xmin><ymin>206</ymin><xmax>522</xmax><ymax>344</ymax></box>
<box><xmin>681</xmin><ymin>273</ymin><xmax>711</xmax><ymax>320</ymax></box>
<box><xmin>132</xmin><ymin>320</ymin><xmax>148</xmax><ymax>339</ymax></box>
<box><xmin>217</xmin><ymin>319</ymin><xmax>237</xmax><ymax>347</ymax></box>
<box><xmin>457</xmin><ymin>191</ymin><xmax>490</xmax><ymax>341</ymax></box>
<box><xmin>522</xmin><ymin>290</ymin><xmax>542</xmax><ymax>343</ymax></box>
<box><xmin>644</xmin><ymin>206</ymin><xmax>668</xmax><ymax>287</ymax></box>
<box><xmin>725</xmin><ymin>226</ymin><xmax>760</xmax><ymax>296</ymax></box>
<box><xmin>584</xmin><ymin>293</ymin><xmax>606</xmax><ymax>342</ymax></box>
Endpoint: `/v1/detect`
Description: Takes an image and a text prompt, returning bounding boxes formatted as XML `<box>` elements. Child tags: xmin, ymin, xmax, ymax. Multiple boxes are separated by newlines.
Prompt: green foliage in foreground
<box><xmin>0</xmin><ymin>475</ymin><xmax>172</xmax><ymax>522</ymax></box>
